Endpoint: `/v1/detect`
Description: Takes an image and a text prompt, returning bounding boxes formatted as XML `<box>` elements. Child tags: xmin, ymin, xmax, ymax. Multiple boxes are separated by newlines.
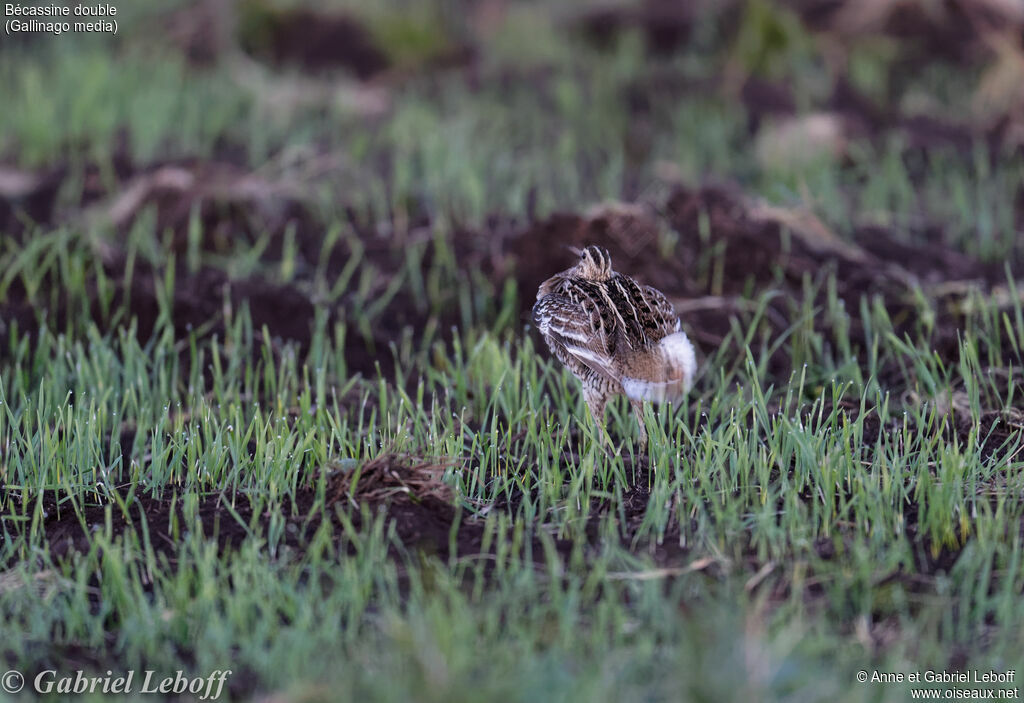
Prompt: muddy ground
<box><xmin>3</xmin><ymin>171</ymin><xmax>1021</xmax><ymax>586</ymax></box>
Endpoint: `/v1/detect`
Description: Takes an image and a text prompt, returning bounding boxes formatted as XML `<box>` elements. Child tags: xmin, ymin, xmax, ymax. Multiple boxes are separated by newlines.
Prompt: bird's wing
<box><xmin>533</xmin><ymin>294</ymin><xmax>619</xmax><ymax>386</ymax></box>
<box><xmin>641</xmin><ymin>284</ymin><xmax>681</xmax><ymax>334</ymax></box>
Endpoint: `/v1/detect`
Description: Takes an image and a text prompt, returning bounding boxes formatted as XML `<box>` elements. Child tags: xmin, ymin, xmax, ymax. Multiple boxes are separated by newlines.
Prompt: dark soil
<box><xmin>3</xmin><ymin>153</ymin><xmax>1018</xmax><ymax>392</ymax></box>
<box><xmin>621</xmin><ymin>45</ymin><xmax>1019</xmax><ymax>162</ymax></box>
<box><xmin>0</xmin><ymin>158</ymin><xmax>465</xmax><ymax>378</ymax></box>
<box><xmin>238</xmin><ymin>7</ymin><xmax>390</xmax><ymax>79</ymax></box>
<box><xmin>3</xmin><ymin>149</ymin><xmax>1022</xmax><ymax>617</ymax></box>
<box><xmin>0</xmin><ymin>259</ymin><xmax>317</xmax><ymax>358</ymax></box>
<box><xmin>508</xmin><ymin>183</ymin><xmax>1018</xmax><ymax>381</ymax></box>
<box><xmin>790</xmin><ymin>0</ymin><xmax>1016</xmax><ymax>67</ymax></box>
<box><xmin>577</xmin><ymin>0</ymin><xmax>696</xmax><ymax>55</ymax></box>
<box><xmin>7</xmin><ymin>160</ymin><xmax>1017</xmax><ymax>408</ymax></box>
<box><xmin>1</xmin><ymin>455</ymin><xmax>578</xmax><ymax>574</ymax></box>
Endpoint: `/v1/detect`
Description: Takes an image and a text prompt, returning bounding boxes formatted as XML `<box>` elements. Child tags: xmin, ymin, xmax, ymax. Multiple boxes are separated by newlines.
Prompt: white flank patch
<box><xmin>660</xmin><ymin>331</ymin><xmax>696</xmax><ymax>392</ymax></box>
<box><xmin>621</xmin><ymin>331</ymin><xmax>696</xmax><ymax>404</ymax></box>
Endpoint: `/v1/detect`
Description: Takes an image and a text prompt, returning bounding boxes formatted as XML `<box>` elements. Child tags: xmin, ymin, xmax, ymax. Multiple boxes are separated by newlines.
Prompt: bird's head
<box><xmin>570</xmin><ymin>245</ymin><xmax>613</xmax><ymax>281</ymax></box>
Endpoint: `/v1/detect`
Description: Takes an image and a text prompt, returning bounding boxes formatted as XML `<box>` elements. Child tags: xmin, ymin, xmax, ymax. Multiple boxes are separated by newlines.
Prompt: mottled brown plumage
<box><xmin>534</xmin><ymin>245</ymin><xmax>696</xmax><ymax>448</ymax></box>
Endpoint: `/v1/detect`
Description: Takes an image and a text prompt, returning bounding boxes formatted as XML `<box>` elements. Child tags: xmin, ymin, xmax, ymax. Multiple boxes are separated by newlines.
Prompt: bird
<box><xmin>533</xmin><ymin>245</ymin><xmax>696</xmax><ymax>449</ymax></box>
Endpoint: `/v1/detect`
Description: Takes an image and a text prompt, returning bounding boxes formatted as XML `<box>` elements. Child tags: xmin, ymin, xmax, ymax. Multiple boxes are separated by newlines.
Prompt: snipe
<box><xmin>533</xmin><ymin>245</ymin><xmax>696</xmax><ymax>448</ymax></box>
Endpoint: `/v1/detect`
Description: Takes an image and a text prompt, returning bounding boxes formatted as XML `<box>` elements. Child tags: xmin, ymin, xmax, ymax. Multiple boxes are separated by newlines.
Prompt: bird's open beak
<box><xmin>567</xmin><ymin>246</ymin><xmax>583</xmax><ymax>256</ymax></box>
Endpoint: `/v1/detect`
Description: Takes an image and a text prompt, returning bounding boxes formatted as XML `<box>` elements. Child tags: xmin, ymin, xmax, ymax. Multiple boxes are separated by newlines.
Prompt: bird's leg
<box><xmin>582</xmin><ymin>385</ymin><xmax>613</xmax><ymax>451</ymax></box>
<box><xmin>630</xmin><ymin>399</ymin><xmax>649</xmax><ymax>451</ymax></box>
